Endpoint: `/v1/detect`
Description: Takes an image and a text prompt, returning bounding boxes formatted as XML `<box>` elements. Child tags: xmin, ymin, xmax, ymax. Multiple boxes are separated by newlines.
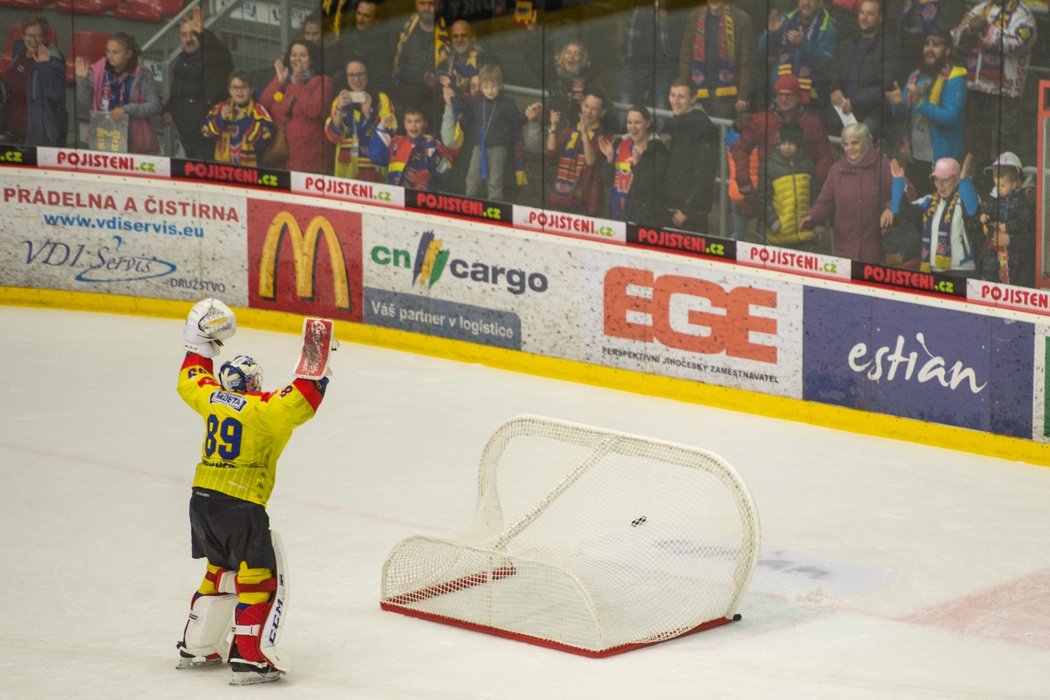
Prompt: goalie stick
<box><xmin>293</xmin><ymin>317</ymin><xmax>338</xmax><ymax>380</ymax></box>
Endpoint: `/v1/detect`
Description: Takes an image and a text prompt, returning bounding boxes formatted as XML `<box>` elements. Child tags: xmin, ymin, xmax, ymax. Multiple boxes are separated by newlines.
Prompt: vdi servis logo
<box><xmin>370</xmin><ymin>230</ymin><xmax>549</xmax><ymax>295</ymax></box>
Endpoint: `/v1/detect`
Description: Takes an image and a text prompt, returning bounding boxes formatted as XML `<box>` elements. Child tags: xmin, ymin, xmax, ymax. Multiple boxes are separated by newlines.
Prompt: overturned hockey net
<box><xmin>380</xmin><ymin>415</ymin><xmax>761</xmax><ymax>656</ymax></box>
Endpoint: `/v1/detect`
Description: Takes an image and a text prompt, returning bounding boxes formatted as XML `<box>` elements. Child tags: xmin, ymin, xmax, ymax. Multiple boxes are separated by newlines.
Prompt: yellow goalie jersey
<box><xmin>177</xmin><ymin>352</ymin><xmax>327</xmax><ymax>507</ymax></box>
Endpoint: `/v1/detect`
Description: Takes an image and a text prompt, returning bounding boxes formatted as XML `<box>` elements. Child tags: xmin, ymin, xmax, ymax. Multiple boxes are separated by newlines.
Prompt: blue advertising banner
<box><xmin>803</xmin><ymin>288</ymin><xmax>1033</xmax><ymax>437</ymax></box>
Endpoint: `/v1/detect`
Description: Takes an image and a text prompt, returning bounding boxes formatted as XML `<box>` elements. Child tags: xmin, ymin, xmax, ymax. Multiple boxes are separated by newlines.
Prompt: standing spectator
<box><xmin>760</xmin><ymin>122</ymin><xmax>817</xmax><ymax>248</ymax></box>
<box><xmin>325</xmin><ymin>57</ymin><xmax>396</xmax><ymax>181</ymax></box>
<box><xmin>801</xmin><ymin>123</ymin><xmax>902</xmax><ymax>262</ymax></box>
<box><xmin>545</xmin><ymin>41</ymin><xmax>612</xmax><ymax>132</ymax></box>
<box><xmin>659</xmin><ymin>80</ymin><xmax>718</xmax><ymax>231</ymax></box>
<box><xmin>950</xmin><ymin>0</ymin><xmax>1036</xmax><ymax>173</ymax></box>
<box><xmin>677</xmin><ymin>0</ymin><xmax>756</xmax><ymax>121</ymax></box>
<box><xmin>455</xmin><ymin>64</ymin><xmax>540</xmax><ymax>202</ymax></box>
<box><xmin>826</xmin><ymin>0</ymin><xmax>900</xmax><ymax>143</ymax></box>
<box><xmin>369</xmin><ymin>107</ymin><xmax>453</xmax><ymax>190</ymax></box>
<box><xmin>297</xmin><ymin>11</ymin><xmax>324</xmax><ymax>46</ymax></box>
<box><xmin>327</xmin><ymin>1</ymin><xmax>393</xmax><ymax>88</ymax></box>
<box><xmin>1</xmin><ymin>15</ymin><xmax>67</xmax><ymax>146</ymax></box>
<box><xmin>760</xmin><ymin>0</ymin><xmax>838</xmax><ymax>108</ymax></box>
<box><xmin>439</xmin><ymin>75</ymin><xmax>477</xmax><ymax>193</ymax></box>
<box><xmin>733</xmin><ymin>75</ymin><xmax>835</xmax><ymax>201</ymax></box>
<box><xmin>261</xmin><ymin>39</ymin><xmax>334</xmax><ymax>173</ymax></box>
<box><xmin>391</xmin><ymin>0</ymin><xmax>450</xmax><ymax>127</ymax></box>
<box><xmin>201</xmin><ymin>72</ymin><xmax>275</xmax><ymax>167</ymax></box>
<box><xmin>619</xmin><ymin>0</ymin><xmax>678</xmax><ymax>112</ymax></box>
<box><xmin>545</xmin><ymin>89</ymin><xmax>610</xmax><ymax>217</ymax></box>
<box><xmin>977</xmin><ymin>152</ymin><xmax>1034</xmax><ymax>287</ymax></box>
<box><xmin>163</xmin><ymin>8</ymin><xmax>233</xmax><ymax>160</ymax></box>
<box><xmin>885</xmin><ymin>29</ymin><xmax>966</xmax><ymax>196</ymax></box>
<box><xmin>890</xmin><ymin>154</ymin><xmax>980</xmax><ymax>275</ymax></box>
<box><xmin>438</xmin><ymin>20</ymin><xmax>495</xmax><ymax>98</ymax></box>
<box><xmin>896</xmin><ymin>0</ymin><xmax>964</xmax><ymax>81</ymax></box>
<box><xmin>75</xmin><ymin>33</ymin><xmax>161</xmax><ymax>155</ymax></box>
<box><xmin>726</xmin><ymin>111</ymin><xmax>761</xmax><ymax>241</ymax></box>
<box><xmin>598</xmin><ymin>105</ymin><xmax>668</xmax><ymax>224</ymax></box>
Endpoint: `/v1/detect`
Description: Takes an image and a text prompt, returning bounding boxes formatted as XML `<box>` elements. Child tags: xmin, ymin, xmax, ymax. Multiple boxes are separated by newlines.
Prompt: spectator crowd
<box><xmin>0</xmin><ymin>0</ymin><xmax>1043</xmax><ymax>286</ymax></box>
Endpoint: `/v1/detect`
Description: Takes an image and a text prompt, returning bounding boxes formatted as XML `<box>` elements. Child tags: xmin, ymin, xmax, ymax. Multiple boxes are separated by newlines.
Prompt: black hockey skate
<box><xmin>229</xmin><ymin>658</ymin><xmax>282</xmax><ymax>686</ymax></box>
<box><xmin>175</xmin><ymin>642</ymin><xmax>223</xmax><ymax>670</ymax></box>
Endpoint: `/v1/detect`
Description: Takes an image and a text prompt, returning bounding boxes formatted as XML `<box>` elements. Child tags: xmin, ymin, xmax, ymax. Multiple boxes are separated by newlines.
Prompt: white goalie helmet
<box><xmin>218</xmin><ymin>355</ymin><xmax>264</xmax><ymax>393</ymax></box>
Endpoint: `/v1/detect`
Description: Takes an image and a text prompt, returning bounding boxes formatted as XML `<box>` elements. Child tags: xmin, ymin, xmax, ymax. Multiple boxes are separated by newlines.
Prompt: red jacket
<box><xmin>731</xmin><ymin>107</ymin><xmax>834</xmax><ymax>188</ymax></box>
<box><xmin>261</xmin><ymin>74</ymin><xmax>333</xmax><ymax>173</ymax></box>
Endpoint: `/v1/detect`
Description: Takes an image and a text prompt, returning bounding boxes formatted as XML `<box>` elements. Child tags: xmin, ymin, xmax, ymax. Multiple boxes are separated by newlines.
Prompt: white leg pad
<box><xmin>183</xmin><ymin>593</ymin><xmax>237</xmax><ymax>657</ymax></box>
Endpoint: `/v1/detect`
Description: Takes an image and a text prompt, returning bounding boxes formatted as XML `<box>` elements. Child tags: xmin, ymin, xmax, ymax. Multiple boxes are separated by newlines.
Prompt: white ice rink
<box><xmin>2</xmin><ymin>305</ymin><xmax>1050</xmax><ymax>699</ymax></box>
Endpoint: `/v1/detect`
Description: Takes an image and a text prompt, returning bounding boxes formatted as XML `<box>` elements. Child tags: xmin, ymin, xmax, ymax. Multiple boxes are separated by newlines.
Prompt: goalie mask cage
<box><xmin>380</xmin><ymin>415</ymin><xmax>761</xmax><ymax>657</ymax></box>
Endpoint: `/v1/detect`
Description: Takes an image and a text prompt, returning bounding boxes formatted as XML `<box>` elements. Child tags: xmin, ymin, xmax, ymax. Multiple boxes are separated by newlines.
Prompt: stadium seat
<box><xmin>0</xmin><ymin>23</ymin><xmax>57</xmax><ymax>73</ymax></box>
<box><xmin>0</xmin><ymin>1</ymin><xmax>53</xmax><ymax>8</ymax></box>
<box><xmin>115</xmin><ymin>0</ymin><xmax>184</xmax><ymax>22</ymax></box>
<box><xmin>53</xmin><ymin>0</ymin><xmax>121</xmax><ymax>15</ymax></box>
<box><xmin>65</xmin><ymin>30</ymin><xmax>109</xmax><ymax>85</ymax></box>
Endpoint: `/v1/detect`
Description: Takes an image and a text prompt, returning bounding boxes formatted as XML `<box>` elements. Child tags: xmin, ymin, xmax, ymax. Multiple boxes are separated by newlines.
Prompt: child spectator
<box><xmin>455</xmin><ymin>64</ymin><xmax>538</xmax><ymax>202</ymax></box>
<box><xmin>201</xmin><ymin>73</ymin><xmax>276</xmax><ymax>167</ymax></box>
<box><xmin>760</xmin><ymin>123</ymin><xmax>816</xmax><ymax>249</ymax></box>
<box><xmin>545</xmin><ymin>90</ymin><xmax>609</xmax><ymax>217</ymax></box>
<box><xmin>725</xmin><ymin>111</ymin><xmax>760</xmax><ymax>241</ymax></box>
<box><xmin>598</xmin><ymin>105</ymin><xmax>668</xmax><ymax>224</ymax></box>
<box><xmin>978</xmin><ymin>152</ymin><xmax>1034</xmax><ymax>287</ymax></box>
<box><xmin>75</xmin><ymin>32</ymin><xmax>162</xmax><ymax>154</ymax></box>
<box><xmin>369</xmin><ymin>107</ymin><xmax>452</xmax><ymax>191</ymax></box>
<box><xmin>325</xmin><ymin>58</ymin><xmax>396</xmax><ymax>181</ymax></box>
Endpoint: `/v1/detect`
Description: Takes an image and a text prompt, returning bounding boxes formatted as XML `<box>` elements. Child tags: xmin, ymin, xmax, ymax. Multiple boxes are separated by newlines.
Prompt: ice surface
<box><xmin>2</xmin><ymin>305</ymin><xmax>1049</xmax><ymax>699</ymax></box>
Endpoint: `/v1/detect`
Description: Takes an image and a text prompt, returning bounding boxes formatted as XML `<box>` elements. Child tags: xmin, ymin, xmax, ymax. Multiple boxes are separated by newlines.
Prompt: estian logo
<box><xmin>370</xmin><ymin>230</ymin><xmax>549</xmax><ymax>295</ymax></box>
<box><xmin>848</xmin><ymin>332</ymin><xmax>987</xmax><ymax>393</ymax></box>
<box><xmin>258</xmin><ymin>211</ymin><xmax>351</xmax><ymax>310</ymax></box>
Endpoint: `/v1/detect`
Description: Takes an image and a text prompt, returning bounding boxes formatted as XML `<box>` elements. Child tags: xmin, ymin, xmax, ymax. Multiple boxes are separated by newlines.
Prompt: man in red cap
<box><xmin>732</xmin><ymin>73</ymin><xmax>835</xmax><ymax>204</ymax></box>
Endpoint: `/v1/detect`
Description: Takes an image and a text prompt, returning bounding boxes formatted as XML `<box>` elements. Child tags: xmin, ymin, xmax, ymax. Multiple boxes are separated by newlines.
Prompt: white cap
<box><xmin>984</xmin><ymin>151</ymin><xmax>1023</xmax><ymax>173</ymax></box>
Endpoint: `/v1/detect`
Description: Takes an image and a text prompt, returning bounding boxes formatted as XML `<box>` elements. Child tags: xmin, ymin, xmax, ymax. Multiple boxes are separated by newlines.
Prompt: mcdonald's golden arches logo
<box><xmin>247</xmin><ymin>201</ymin><xmax>363</xmax><ymax>319</ymax></box>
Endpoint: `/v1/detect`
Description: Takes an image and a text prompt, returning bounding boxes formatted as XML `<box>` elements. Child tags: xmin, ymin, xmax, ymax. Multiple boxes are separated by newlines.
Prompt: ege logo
<box><xmin>603</xmin><ymin>267</ymin><xmax>778</xmax><ymax>363</ymax></box>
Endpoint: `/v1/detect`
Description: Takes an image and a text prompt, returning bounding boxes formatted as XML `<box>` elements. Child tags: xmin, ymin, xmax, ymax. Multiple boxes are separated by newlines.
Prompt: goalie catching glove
<box><xmin>184</xmin><ymin>298</ymin><xmax>237</xmax><ymax>358</ymax></box>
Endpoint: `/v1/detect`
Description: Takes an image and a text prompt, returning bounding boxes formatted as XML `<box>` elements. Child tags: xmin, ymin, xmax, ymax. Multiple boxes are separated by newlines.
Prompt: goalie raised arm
<box><xmin>183</xmin><ymin>298</ymin><xmax>237</xmax><ymax>358</ymax></box>
<box><xmin>175</xmin><ymin>299</ymin><xmax>333</xmax><ymax>687</ymax></box>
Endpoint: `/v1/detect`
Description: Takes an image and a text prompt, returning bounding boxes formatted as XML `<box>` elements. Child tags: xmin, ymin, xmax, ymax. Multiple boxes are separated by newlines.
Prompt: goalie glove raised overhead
<box><xmin>183</xmin><ymin>298</ymin><xmax>237</xmax><ymax>358</ymax></box>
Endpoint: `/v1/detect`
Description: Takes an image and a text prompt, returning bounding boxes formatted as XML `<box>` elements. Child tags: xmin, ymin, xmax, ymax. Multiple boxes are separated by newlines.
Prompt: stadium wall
<box><xmin>2</xmin><ymin>156</ymin><xmax>1049</xmax><ymax>467</ymax></box>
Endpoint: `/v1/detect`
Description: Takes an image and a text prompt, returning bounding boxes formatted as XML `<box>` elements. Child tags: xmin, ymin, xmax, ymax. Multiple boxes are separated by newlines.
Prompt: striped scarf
<box><xmin>691</xmin><ymin>7</ymin><xmax>737</xmax><ymax>99</ymax></box>
<box><xmin>393</xmin><ymin>14</ymin><xmax>450</xmax><ymax>83</ymax></box>
<box><xmin>920</xmin><ymin>190</ymin><xmax>960</xmax><ymax>271</ymax></box>
<box><xmin>776</xmin><ymin>8</ymin><xmax>831</xmax><ymax>97</ymax></box>
<box><xmin>549</xmin><ymin>126</ymin><xmax>592</xmax><ymax>208</ymax></box>
<box><xmin>611</xmin><ymin>137</ymin><xmax>637</xmax><ymax>219</ymax></box>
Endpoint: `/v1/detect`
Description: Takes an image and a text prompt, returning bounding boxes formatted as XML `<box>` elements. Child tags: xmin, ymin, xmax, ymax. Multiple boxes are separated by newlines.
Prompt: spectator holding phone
<box><xmin>325</xmin><ymin>57</ymin><xmax>396</xmax><ymax>181</ymax></box>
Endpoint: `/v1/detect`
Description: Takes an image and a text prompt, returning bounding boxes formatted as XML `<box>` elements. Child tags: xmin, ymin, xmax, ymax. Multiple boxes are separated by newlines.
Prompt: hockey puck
<box><xmin>631</xmin><ymin>515</ymin><xmax>647</xmax><ymax>527</ymax></box>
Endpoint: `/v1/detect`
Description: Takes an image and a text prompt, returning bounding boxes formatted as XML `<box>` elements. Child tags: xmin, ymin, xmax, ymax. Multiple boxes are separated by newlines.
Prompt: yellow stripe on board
<box><xmin>4</xmin><ymin>286</ymin><xmax>1048</xmax><ymax>468</ymax></box>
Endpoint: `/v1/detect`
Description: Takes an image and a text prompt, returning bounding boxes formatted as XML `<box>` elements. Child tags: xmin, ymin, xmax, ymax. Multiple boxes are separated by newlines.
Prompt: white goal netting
<box><xmin>380</xmin><ymin>415</ymin><xmax>761</xmax><ymax>656</ymax></box>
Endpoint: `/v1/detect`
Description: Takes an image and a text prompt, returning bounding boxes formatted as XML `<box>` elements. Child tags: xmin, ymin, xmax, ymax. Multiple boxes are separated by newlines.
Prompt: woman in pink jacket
<box><xmin>74</xmin><ymin>32</ymin><xmax>161</xmax><ymax>154</ymax></box>
<box><xmin>260</xmin><ymin>39</ymin><xmax>333</xmax><ymax>173</ymax></box>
